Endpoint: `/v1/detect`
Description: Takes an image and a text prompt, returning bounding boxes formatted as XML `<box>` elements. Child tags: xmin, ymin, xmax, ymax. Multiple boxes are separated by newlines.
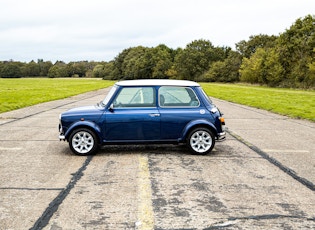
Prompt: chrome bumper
<box><xmin>59</xmin><ymin>121</ymin><xmax>65</xmax><ymax>141</ymax></box>
<box><xmin>59</xmin><ymin>134</ymin><xmax>65</xmax><ymax>141</ymax></box>
<box><xmin>217</xmin><ymin>131</ymin><xmax>226</xmax><ymax>141</ymax></box>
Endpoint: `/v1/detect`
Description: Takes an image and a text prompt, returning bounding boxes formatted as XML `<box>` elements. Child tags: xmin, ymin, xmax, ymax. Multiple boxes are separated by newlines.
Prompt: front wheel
<box><xmin>187</xmin><ymin>128</ymin><xmax>215</xmax><ymax>155</ymax></box>
<box><xmin>69</xmin><ymin>128</ymin><xmax>98</xmax><ymax>156</ymax></box>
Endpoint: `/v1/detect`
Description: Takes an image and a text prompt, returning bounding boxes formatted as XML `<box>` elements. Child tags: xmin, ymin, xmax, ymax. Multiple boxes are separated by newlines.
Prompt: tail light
<box><xmin>219</xmin><ymin>117</ymin><xmax>225</xmax><ymax>125</ymax></box>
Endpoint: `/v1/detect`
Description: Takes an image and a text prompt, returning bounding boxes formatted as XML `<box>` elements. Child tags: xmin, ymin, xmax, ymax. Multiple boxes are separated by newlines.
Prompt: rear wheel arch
<box><xmin>184</xmin><ymin>123</ymin><xmax>217</xmax><ymax>141</ymax></box>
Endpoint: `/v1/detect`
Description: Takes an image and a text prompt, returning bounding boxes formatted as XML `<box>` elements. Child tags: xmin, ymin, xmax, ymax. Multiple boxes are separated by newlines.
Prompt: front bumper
<box><xmin>59</xmin><ymin>122</ymin><xmax>66</xmax><ymax>141</ymax></box>
<box><xmin>59</xmin><ymin>134</ymin><xmax>66</xmax><ymax>141</ymax></box>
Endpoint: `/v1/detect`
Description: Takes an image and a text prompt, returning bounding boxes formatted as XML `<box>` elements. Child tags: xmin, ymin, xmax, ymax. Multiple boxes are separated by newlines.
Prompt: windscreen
<box><xmin>102</xmin><ymin>86</ymin><xmax>117</xmax><ymax>106</ymax></box>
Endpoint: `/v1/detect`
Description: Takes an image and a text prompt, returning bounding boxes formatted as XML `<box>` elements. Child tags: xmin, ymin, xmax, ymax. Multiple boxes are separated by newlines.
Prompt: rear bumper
<box><xmin>217</xmin><ymin>131</ymin><xmax>226</xmax><ymax>141</ymax></box>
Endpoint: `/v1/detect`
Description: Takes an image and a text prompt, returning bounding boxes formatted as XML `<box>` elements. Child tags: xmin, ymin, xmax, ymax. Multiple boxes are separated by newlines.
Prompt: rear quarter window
<box><xmin>159</xmin><ymin>86</ymin><xmax>200</xmax><ymax>107</ymax></box>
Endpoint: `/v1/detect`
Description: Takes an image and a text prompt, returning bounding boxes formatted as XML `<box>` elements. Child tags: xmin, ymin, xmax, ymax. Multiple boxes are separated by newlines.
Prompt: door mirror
<box><xmin>109</xmin><ymin>104</ymin><xmax>114</xmax><ymax>112</ymax></box>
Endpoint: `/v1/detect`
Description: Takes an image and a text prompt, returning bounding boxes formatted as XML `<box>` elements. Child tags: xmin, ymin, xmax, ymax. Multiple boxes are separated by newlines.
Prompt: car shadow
<box><xmin>97</xmin><ymin>144</ymin><xmax>189</xmax><ymax>155</ymax></box>
<box><xmin>59</xmin><ymin>143</ymin><xmax>225</xmax><ymax>157</ymax></box>
<box><xmin>97</xmin><ymin>144</ymin><xmax>224</xmax><ymax>157</ymax></box>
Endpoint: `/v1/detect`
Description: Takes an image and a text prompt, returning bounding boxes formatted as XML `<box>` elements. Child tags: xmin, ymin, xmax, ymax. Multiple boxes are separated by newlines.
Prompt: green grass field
<box><xmin>201</xmin><ymin>83</ymin><xmax>315</xmax><ymax>122</ymax></box>
<box><xmin>0</xmin><ymin>78</ymin><xmax>115</xmax><ymax>113</ymax></box>
<box><xmin>0</xmin><ymin>79</ymin><xmax>314</xmax><ymax>122</ymax></box>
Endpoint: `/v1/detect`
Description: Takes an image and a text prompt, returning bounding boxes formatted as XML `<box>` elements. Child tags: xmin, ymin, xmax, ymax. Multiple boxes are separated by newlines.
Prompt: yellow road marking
<box><xmin>137</xmin><ymin>154</ymin><xmax>154</xmax><ymax>229</ymax></box>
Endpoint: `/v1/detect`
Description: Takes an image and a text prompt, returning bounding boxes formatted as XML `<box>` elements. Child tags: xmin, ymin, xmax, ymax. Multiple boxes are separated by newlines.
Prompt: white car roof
<box><xmin>115</xmin><ymin>79</ymin><xmax>200</xmax><ymax>87</ymax></box>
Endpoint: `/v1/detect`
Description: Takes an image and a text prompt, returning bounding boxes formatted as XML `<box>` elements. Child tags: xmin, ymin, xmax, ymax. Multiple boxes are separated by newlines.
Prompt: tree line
<box><xmin>1</xmin><ymin>15</ymin><xmax>314</xmax><ymax>88</ymax></box>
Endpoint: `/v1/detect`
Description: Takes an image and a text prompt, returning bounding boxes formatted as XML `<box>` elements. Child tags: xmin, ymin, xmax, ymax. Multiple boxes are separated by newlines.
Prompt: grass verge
<box><xmin>0</xmin><ymin>78</ymin><xmax>115</xmax><ymax>113</ymax></box>
<box><xmin>201</xmin><ymin>83</ymin><xmax>315</xmax><ymax>122</ymax></box>
<box><xmin>1</xmin><ymin>79</ymin><xmax>314</xmax><ymax>122</ymax></box>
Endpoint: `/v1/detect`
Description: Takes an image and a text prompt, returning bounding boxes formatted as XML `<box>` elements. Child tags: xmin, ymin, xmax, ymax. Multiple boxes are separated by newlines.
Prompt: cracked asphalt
<box><xmin>0</xmin><ymin>88</ymin><xmax>314</xmax><ymax>230</ymax></box>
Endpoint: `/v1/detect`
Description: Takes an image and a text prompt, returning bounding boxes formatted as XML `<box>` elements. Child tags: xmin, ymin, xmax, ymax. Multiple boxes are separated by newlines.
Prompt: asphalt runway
<box><xmin>0</xmin><ymin>88</ymin><xmax>314</xmax><ymax>229</ymax></box>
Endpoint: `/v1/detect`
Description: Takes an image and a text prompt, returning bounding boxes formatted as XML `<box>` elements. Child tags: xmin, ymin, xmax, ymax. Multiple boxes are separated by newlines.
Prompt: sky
<box><xmin>0</xmin><ymin>0</ymin><xmax>314</xmax><ymax>63</ymax></box>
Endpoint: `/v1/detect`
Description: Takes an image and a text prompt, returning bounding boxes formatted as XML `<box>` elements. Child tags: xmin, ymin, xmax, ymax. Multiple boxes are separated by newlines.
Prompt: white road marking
<box><xmin>0</xmin><ymin>147</ymin><xmax>22</xmax><ymax>151</ymax></box>
<box><xmin>263</xmin><ymin>149</ymin><xmax>310</xmax><ymax>153</ymax></box>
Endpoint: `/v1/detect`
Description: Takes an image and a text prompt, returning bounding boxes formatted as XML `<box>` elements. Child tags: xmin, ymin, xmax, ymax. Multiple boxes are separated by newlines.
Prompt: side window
<box><xmin>159</xmin><ymin>86</ymin><xmax>200</xmax><ymax>107</ymax></box>
<box><xmin>113</xmin><ymin>87</ymin><xmax>155</xmax><ymax>108</ymax></box>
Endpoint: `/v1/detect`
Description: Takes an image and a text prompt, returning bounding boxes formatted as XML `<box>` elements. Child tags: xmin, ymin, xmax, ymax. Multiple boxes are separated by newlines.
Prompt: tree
<box><xmin>239</xmin><ymin>48</ymin><xmax>265</xmax><ymax>84</ymax></box>
<box><xmin>307</xmin><ymin>54</ymin><xmax>315</xmax><ymax>87</ymax></box>
<box><xmin>0</xmin><ymin>61</ymin><xmax>22</xmax><ymax>78</ymax></box>
<box><xmin>112</xmin><ymin>47</ymin><xmax>134</xmax><ymax>79</ymax></box>
<box><xmin>144</xmin><ymin>44</ymin><xmax>173</xmax><ymax>79</ymax></box>
<box><xmin>93</xmin><ymin>64</ymin><xmax>105</xmax><ymax>78</ymax></box>
<box><xmin>236</xmin><ymin>34</ymin><xmax>278</xmax><ymax>58</ymax></box>
<box><xmin>122</xmin><ymin>46</ymin><xmax>148</xmax><ymax>79</ymax></box>
<box><xmin>67</xmin><ymin>62</ymin><xmax>87</xmax><ymax>77</ymax></box>
<box><xmin>38</xmin><ymin>60</ymin><xmax>53</xmax><ymax>76</ymax></box>
<box><xmin>24</xmin><ymin>60</ymin><xmax>40</xmax><ymax>77</ymax></box>
<box><xmin>102</xmin><ymin>62</ymin><xmax>114</xmax><ymax>79</ymax></box>
<box><xmin>277</xmin><ymin>15</ymin><xmax>315</xmax><ymax>87</ymax></box>
<box><xmin>174</xmin><ymin>39</ymin><xmax>224</xmax><ymax>80</ymax></box>
<box><xmin>203</xmin><ymin>61</ymin><xmax>225</xmax><ymax>82</ymax></box>
<box><xmin>238</xmin><ymin>15</ymin><xmax>315</xmax><ymax>88</ymax></box>
<box><xmin>47</xmin><ymin>62</ymin><xmax>68</xmax><ymax>78</ymax></box>
<box><xmin>239</xmin><ymin>47</ymin><xmax>284</xmax><ymax>86</ymax></box>
<box><xmin>203</xmin><ymin>51</ymin><xmax>242</xmax><ymax>82</ymax></box>
<box><xmin>112</xmin><ymin>45</ymin><xmax>173</xmax><ymax>80</ymax></box>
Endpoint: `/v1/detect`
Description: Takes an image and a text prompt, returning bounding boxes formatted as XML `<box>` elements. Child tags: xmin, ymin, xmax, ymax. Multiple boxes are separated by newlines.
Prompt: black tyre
<box><xmin>187</xmin><ymin>127</ymin><xmax>215</xmax><ymax>155</ymax></box>
<box><xmin>69</xmin><ymin>128</ymin><xmax>98</xmax><ymax>156</ymax></box>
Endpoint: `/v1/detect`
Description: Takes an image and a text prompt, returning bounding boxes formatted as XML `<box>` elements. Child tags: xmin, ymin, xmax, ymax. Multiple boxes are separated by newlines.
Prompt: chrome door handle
<box><xmin>149</xmin><ymin>113</ymin><xmax>160</xmax><ymax>117</ymax></box>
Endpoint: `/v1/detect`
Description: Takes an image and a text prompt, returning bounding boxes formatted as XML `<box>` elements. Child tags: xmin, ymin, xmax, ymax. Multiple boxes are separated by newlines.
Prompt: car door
<box><xmin>104</xmin><ymin>86</ymin><xmax>160</xmax><ymax>141</ymax></box>
<box><xmin>158</xmin><ymin>86</ymin><xmax>202</xmax><ymax>140</ymax></box>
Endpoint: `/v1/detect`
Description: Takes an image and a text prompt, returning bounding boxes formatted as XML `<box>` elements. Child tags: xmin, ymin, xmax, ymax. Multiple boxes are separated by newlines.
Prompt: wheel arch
<box><xmin>64</xmin><ymin>121</ymin><xmax>102</xmax><ymax>143</ymax></box>
<box><xmin>182</xmin><ymin>120</ymin><xmax>217</xmax><ymax>142</ymax></box>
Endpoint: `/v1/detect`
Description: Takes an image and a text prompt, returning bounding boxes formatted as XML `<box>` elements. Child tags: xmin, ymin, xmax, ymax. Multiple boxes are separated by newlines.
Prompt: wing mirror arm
<box><xmin>109</xmin><ymin>104</ymin><xmax>114</xmax><ymax>112</ymax></box>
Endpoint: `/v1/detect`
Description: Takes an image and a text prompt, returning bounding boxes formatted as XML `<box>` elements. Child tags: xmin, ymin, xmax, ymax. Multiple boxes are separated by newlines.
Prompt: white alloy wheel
<box><xmin>188</xmin><ymin>128</ymin><xmax>214</xmax><ymax>154</ymax></box>
<box><xmin>70</xmin><ymin>129</ymin><xmax>98</xmax><ymax>155</ymax></box>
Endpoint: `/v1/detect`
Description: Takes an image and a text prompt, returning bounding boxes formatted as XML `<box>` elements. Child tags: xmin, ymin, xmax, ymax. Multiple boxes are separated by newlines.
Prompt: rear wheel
<box><xmin>187</xmin><ymin>127</ymin><xmax>215</xmax><ymax>155</ymax></box>
<box><xmin>69</xmin><ymin>128</ymin><xmax>98</xmax><ymax>156</ymax></box>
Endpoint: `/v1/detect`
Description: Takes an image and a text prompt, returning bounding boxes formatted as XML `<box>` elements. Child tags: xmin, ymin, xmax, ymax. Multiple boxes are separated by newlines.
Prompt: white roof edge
<box><xmin>115</xmin><ymin>79</ymin><xmax>200</xmax><ymax>87</ymax></box>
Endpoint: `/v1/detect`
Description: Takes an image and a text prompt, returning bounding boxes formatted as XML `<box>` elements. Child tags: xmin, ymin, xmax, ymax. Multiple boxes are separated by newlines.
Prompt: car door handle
<box><xmin>149</xmin><ymin>113</ymin><xmax>160</xmax><ymax>117</ymax></box>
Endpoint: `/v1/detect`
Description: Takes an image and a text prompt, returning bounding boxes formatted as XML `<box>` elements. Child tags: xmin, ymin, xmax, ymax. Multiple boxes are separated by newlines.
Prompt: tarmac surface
<box><xmin>0</xmin><ymin>87</ymin><xmax>314</xmax><ymax>230</ymax></box>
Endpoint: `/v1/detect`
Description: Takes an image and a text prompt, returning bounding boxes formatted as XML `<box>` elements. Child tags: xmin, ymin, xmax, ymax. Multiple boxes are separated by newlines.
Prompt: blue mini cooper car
<box><xmin>59</xmin><ymin>79</ymin><xmax>225</xmax><ymax>155</ymax></box>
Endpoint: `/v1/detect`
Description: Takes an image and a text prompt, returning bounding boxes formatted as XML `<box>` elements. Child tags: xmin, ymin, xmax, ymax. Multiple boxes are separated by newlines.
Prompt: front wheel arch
<box><xmin>65</xmin><ymin>121</ymin><xmax>102</xmax><ymax>142</ymax></box>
